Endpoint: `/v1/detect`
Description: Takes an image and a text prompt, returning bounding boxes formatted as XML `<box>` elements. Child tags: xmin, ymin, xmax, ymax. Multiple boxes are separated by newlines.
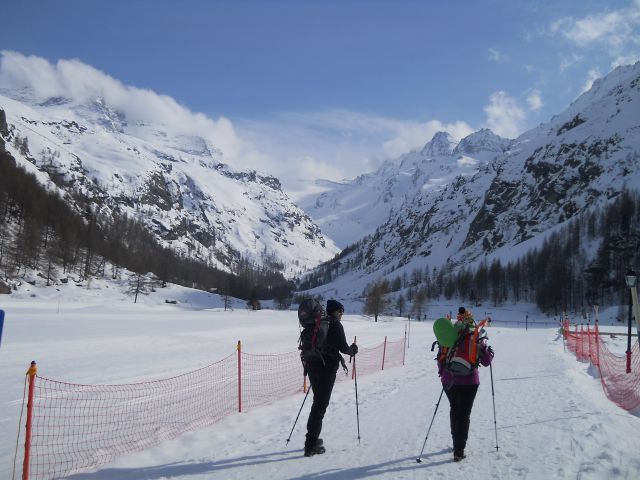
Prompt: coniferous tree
<box><xmin>247</xmin><ymin>287</ymin><xmax>261</xmax><ymax>310</ymax></box>
<box><xmin>126</xmin><ymin>272</ymin><xmax>152</xmax><ymax>303</ymax></box>
<box><xmin>363</xmin><ymin>278</ymin><xmax>390</xmax><ymax>322</ymax></box>
<box><xmin>395</xmin><ymin>294</ymin><xmax>406</xmax><ymax>317</ymax></box>
<box><xmin>411</xmin><ymin>287</ymin><xmax>428</xmax><ymax>320</ymax></box>
<box><xmin>0</xmin><ymin>149</ymin><xmax>291</xmax><ymax>301</ymax></box>
<box><xmin>489</xmin><ymin>259</ymin><xmax>503</xmax><ymax>307</ymax></box>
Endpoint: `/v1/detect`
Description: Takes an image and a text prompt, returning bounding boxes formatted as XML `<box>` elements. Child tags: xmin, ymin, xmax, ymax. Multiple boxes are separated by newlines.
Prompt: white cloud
<box><xmin>0</xmin><ymin>51</ymin><xmax>477</xmax><ymax>198</ymax></box>
<box><xmin>483</xmin><ymin>91</ymin><xmax>526</xmax><ymax>139</ymax></box>
<box><xmin>0</xmin><ymin>51</ymin><xmax>243</xmax><ymax>160</ymax></box>
<box><xmin>237</xmin><ymin>110</ymin><xmax>475</xmax><ymax>197</ymax></box>
<box><xmin>552</xmin><ymin>12</ymin><xmax>626</xmax><ymax>46</ymax></box>
<box><xmin>549</xmin><ymin>2</ymin><xmax>640</xmax><ymax>64</ymax></box>
<box><xmin>610</xmin><ymin>52</ymin><xmax>640</xmax><ymax>69</ymax></box>
<box><xmin>526</xmin><ymin>89</ymin><xmax>543</xmax><ymax>111</ymax></box>
<box><xmin>581</xmin><ymin>68</ymin><xmax>603</xmax><ymax>94</ymax></box>
<box><xmin>488</xmin><ymin>48</ymin><xmax>510</xmax><ymax>63</ymax></box>
<box><xmin>559</xmin><ymin>53</ymin><xmax>584</xmax><ymax>72</ymax></box>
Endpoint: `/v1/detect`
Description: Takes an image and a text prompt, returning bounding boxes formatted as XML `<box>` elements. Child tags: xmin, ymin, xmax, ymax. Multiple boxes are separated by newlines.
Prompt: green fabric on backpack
<box><xmin>433</xmin><ymin>317</ymin><xmax>459</xmax><ymax>348</ymax></box>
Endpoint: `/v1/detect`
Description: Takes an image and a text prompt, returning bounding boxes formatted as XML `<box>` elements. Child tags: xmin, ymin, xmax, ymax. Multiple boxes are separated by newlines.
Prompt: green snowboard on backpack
<box><xmin>433</xmin><ymin>317</ymin><xmax>464</xmax><ymax>348</ymax></box>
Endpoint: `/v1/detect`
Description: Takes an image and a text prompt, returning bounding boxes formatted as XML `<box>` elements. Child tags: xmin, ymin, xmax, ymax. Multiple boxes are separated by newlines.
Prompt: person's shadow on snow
<box><xmin>67</xmin><ymin>448</ymin><xmax>450</xmax><ymax>480</ymax></box>
<box><xmin>288</xmin><ymin>448</ymin><xmax>452</xmax><ymax>480</ymax></box>
<box><xmin>67</xmin><ymin>448</ymin><xmax>298</xmax><ymax>480</ymax></box>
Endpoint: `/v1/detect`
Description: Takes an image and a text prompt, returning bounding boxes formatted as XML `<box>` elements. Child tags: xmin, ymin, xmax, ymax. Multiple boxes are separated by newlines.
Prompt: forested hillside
<box><xmin>303</xmin><ymin>191</ymin><xmax>640</xmax><ymax>317</ymax></box>
<box><xmin>0</xmin><ymin>146</ymin><xmax>293</xmax><ymax>303</ymax></box>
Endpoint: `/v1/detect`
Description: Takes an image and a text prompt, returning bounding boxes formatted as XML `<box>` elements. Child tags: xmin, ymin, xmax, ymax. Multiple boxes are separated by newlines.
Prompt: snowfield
<box><xmin>1</xmin><ymin>282</ymin><xmax>639</xmax><ymax>479</ymax></box>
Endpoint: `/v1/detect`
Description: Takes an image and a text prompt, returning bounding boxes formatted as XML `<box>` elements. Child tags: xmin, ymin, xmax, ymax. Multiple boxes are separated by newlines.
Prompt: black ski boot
<box><xmin>304</xmin><ymin>438</ymin><xmax>326</xmax><ymax>457</ymax></box>
<box><xmin>453</xmin><ymin>449</ymin><xmax>466</xmax><ymax>462</ymax></box>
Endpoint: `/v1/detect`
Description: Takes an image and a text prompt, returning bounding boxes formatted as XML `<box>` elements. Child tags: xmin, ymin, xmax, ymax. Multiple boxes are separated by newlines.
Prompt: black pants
<box><xmin>305</xmin><ymin>362</ymin><xmax>337</xmax><ymax>448</ymax></box>
<box><xmin>444</xmin><ymin>384</ymin><xmax>479</xmax><ymax>453</ymax></box>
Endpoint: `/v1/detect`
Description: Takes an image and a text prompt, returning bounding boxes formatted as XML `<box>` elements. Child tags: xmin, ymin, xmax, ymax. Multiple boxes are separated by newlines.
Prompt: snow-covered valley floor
<box><xmin>1</xmin><ymin>284</ymin><xmax>639</xmax><ymax>479</ymax></box>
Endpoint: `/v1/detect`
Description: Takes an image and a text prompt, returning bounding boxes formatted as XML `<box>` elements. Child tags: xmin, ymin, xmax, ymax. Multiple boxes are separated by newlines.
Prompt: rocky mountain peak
<box><xmin>0</xmin><ymin>92</ymin><xmax>338</xmax><ymax>278</ymax></box>
<box><xmin>452</xmin><ymin>128</ymin><xmax>511</xmax><ymax>156</ymax></box>
<box><xmin>299</xmin><ymin>61</ymin><xmax>640</xmax><ymax>297</ymax></box>
<box><xmin>420</xmin><ymin>131</ymin><xmax>457</xmax><ymax>157</ymax></box>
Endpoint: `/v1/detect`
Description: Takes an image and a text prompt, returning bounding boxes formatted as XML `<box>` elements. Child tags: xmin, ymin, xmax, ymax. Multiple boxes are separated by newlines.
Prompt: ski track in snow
<box><xmin>1</xmin><ymin>295</ymin><xmax>639</xmax><ymax>480</ymax></box>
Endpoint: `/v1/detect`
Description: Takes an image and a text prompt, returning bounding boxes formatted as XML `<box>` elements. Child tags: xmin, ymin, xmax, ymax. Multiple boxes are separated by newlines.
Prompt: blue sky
<box><xmin>1</xmin><ymin>0</ymin><xmax>639</xmax><ymax>196</ymax></box>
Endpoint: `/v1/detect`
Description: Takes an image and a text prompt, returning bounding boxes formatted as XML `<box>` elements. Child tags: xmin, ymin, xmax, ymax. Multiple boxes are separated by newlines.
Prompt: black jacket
<box><xmin>320</xmin><ymin>316</ymin><xmax>355</xmax><ymax>367</ymax></box>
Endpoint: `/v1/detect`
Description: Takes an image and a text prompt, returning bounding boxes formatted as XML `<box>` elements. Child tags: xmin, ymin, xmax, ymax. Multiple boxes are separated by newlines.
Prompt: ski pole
<box><xmin>285</xmin><ymin>385</ymin><xmax>311</xmax><ymax>446</ymax></box>
<box><xmin>416</xmin><ymin>387</ymin><xmax>444</xmax><ymax>463</ymax></box>
<box><xmin>489</xmin><ymin>363</ymin><xmax>499</xmax><ymax>452</ymax></box>
<box><xmin>353</xmin><ymin>336</ymin><xmax>361</xmax><ymax>445</ymax></box>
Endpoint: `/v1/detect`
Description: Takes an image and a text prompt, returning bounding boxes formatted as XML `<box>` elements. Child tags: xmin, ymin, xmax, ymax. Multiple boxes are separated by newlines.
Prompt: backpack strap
<box><xmin>339</xmin><ymin>354</ymin><xmax>348</xmax><ymax>375</ymax></box>
<box><xmin>444</xmin><ymin>326</ymin><xmax>470</xmax><ymax>366</ymax></box>
<box><xmin>310</xmin><ymin>313</ymin><xmax>320</xmax><ymax>348</ymax></box>
<box><xmin>469</xmin><ymin>319</ymin><xmax>489</xmax><ymax>365</ymax></box>
<box><xmin>432</xmin><ymin>340</ymin><xmax>446</xmax><ymax>361</ymax></box>
<box><xmin>306</xmin><ymin>312</ymin><xmax>327</xmax><ymax>366</ymax></box>
<box><xmin>438</xmin><ymin>347</ymin><xmax>449</xmax><ymax>362</ymax></box>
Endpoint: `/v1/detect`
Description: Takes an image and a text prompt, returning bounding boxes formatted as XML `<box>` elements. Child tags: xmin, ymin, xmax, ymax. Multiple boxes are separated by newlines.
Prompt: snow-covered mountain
<box><xmin>300</xmin><ymin>62</ymin><xmax>640</xmax><ymax>295</ymax></box>
<box><xmin>0</xmin><ymin>91</ymin><xmax>338</xmax><ymax>277</ymax></box>
<box><xmin>297</xmin><ymin>128</ymin><xmax>512</xmax><ymax>248</ymax></box>
<box><xmin>2</xmin><ymin>56</ymin><xmax>638</xmax><ymax>293</ymax></box>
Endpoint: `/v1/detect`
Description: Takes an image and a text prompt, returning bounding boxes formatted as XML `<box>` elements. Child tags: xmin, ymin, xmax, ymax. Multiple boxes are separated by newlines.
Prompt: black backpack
<box><xmin>297</xmin><ymin>299</ymin><xmax>329</xmax><ymax>362</ymax></box>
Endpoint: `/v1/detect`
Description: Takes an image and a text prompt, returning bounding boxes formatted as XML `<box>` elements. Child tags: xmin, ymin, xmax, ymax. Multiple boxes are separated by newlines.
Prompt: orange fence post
<box><xmin>381</xmin><ymin>336</ymin><xmax>387</xmax><ymax>371</ymax></box>
<box><xmin>14</xmin><ymin>336</ymin><xmax>408</xmax><ymax>478</ymax></box>
<box><xmin>587</xmin><ymin>323</ymin><xmax>591</xmax><ymax>362</ymax></box>
<box><xmin>237</xmin><ymin>341</ymin><xmax>242</xmax><ymax>413</ymax></box>
<box><xmin>23</xmin><ymin>361</ymin><xmax>37</xmax><ymax>480</ymax></box>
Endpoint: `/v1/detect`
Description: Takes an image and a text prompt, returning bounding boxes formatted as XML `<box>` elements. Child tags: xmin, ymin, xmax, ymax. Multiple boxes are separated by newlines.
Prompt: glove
<box><xmin>350</xmin><ymin>343</ymin><xmax>358</xmax><ymax>356</ymax></box>
<box><xmin>486</xmin><ymin>346</ymin><xmax>494</xmax><ymax>356</ymax></box>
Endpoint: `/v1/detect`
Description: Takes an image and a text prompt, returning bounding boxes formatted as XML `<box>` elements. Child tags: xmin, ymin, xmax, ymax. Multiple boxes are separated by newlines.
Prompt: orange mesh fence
<box><xmin>27</xmin><ymin>353</ymin><xmax>238</xmax><ymax>480</ymax></box>
<box><xmin>19</xmin><ymin>336</ymin><xmax>405</xmax><ymax>479</ymax></box>
<box><xmin>240</xmin><ymin>351</ymin><xmax>302</xmax><ymax>410</ymax></box>
<box><xmin>596</xmin><ymin>339</ymin><xmax>640</xmax><ymax>411</ymax></box>
<box><xmin>349</xmin><ymin>342</ymin><xmax>385</xmax><ymax>377</ymax></box>
<box><xmin>383</xmin><ymin>338</ymin><xmax>407</xmax><ymax>370</ymax></box>
<box><xmin>565</xmin><ymin>321</ymin><xmax>640</xmax><ymax>411</ymax></box>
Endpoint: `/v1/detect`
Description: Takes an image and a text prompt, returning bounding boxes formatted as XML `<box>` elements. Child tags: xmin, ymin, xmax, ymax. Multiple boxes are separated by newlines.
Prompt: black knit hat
<box><xmin>326</xmin><ymin>299</ymin><xmax>344</xmax><ymax>315</ymax></box>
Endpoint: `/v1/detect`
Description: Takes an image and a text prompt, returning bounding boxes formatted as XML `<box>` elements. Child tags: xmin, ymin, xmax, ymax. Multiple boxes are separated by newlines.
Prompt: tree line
<box><xmin>356</xmin><ymin>190</ymin><xmax>640</xmax><ymax>318</ymax></box>
<box><xmin>0</xmin><ymin>148</ymin><xmax>293</xmax><ymax>303</ymax></box>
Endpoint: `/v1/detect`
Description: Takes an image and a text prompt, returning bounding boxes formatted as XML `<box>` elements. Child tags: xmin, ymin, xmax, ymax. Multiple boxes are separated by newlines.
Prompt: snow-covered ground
<box><xmin>1</xmin><ymin>282</ymin><xmax>639</xmax><ymax>479</ymax></box>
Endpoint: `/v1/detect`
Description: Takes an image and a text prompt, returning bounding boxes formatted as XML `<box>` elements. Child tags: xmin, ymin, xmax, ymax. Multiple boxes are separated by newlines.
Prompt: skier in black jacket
<box><xmin>303</xmin><ymin>299</ymin><xmax>358</xmax><ymax>457</ymax></box>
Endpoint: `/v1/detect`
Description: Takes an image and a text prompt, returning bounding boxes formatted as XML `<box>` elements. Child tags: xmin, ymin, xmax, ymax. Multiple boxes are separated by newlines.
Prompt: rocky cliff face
<box><xmin>0</xmin><ymin>94</ymin><xmax>338</xmax><ymax>277</ymax></box>
<box><xmin>301</xmin><ymin>62</ymin><xmax>640</xmax><ymax>292</ymax></box>
<box><xmin>459</xmin><ymin>62</ymin><xmax>640</xmax><ymax>257</ymax></box>
<box><xmin>297</xmin><ymin>128</ymin><xmax>512</xmax><ymax>249</ymax></box>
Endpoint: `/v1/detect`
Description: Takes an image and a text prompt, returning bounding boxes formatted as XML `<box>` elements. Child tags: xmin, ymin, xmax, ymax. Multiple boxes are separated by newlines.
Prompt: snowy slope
<box><xmin>300</xmin><ymin>62</ymin><xmax>640</xmax><ymax>295</ymax></box>
<box><xmin>0</xmin><ymin>91</ymin><xmax>338</xmax><ymax>277</ymax></box>
<box><xmin>1</xmin><ymin>287</ymin><xmax>638</xmax><ymax>479</ymax></box>
<box><xmin>297</xmin><ymin>130</ymin><xmax>511</xmax><ymax>248</ymax></box>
